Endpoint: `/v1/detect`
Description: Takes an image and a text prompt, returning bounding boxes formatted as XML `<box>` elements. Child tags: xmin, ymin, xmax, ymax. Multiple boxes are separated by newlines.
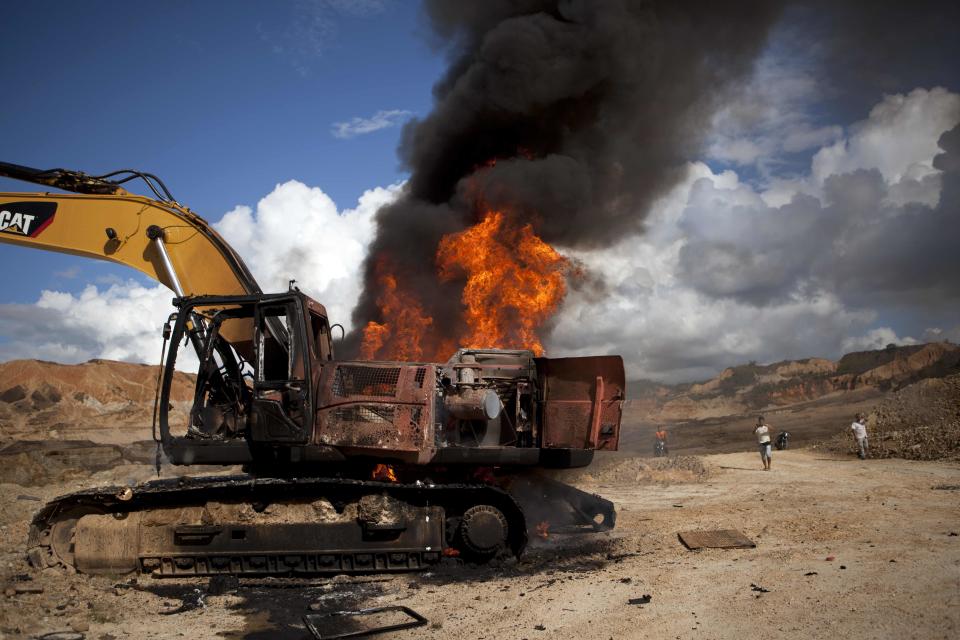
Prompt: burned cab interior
<box><xmin>159</xmin><ymin>292</ymin><xmax>329</xmax><ymax>450</ymax></box>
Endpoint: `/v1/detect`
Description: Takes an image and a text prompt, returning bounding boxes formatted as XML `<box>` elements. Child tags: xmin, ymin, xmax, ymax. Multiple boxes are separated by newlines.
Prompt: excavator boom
<box><xmin>0</xmin><ymin>161</ymin><xmax>261</xmax><ymax>300</ymax></box>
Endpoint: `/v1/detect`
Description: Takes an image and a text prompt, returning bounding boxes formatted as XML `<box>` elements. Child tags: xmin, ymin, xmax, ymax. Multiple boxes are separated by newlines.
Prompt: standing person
<box><xmin>851</xmin><ymin>413</ymin><xmax>869</xmax><ymax>459</ymax></box>
<box><xmin>654</xmin><ymin>427</ymin><xmax>668</xmax><ymax>457</ymax></box>
<box><xmin>754</xmin><ymin>416</ymin><xmax>772</xmax><ymax>471</ymax></box>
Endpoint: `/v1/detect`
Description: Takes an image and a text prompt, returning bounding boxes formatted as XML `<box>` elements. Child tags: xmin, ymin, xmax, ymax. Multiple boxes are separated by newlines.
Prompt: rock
<box><xmin>0</xmin><ymin>385</ymin><xmax>27</xmax><ymax>403</ymax></box>
<box><xmin>31</xmin><ymin>386</ymin><xmax>63</xmax><ymax>410</ymax></box>
<box><xmin>70</xmin><ymin>619</ymin><xmax>90</xmax><ymax>632</ymax></box>
<box><xmin>38</xmin><ymin>633</ymin><xmax>84</xmax><ymax>640</ymax></box>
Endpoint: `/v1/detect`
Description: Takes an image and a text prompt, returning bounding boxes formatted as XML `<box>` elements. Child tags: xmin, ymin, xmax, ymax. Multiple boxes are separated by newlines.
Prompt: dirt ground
<box><xmin>0</xmin><ymin>388</ymin><xmax>957</xmax><ymax>640</ymax></box>
<box><xmin>0</xmin><ymin>440</ymin><xmax>957</xmax><ymax>640</ymax></box>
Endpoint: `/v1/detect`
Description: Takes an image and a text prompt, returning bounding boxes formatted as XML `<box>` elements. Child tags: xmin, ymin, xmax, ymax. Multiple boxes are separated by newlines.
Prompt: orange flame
<box><xmin>359</xmin><ymin>209</ymin><xmax>568</xmax><ymax>361</ymax></box>
<box><xmin>371</xmin><ymin>464</ymin><xmax>398</xmax><ymax>482</ymax></box>
<box><xmin>437</xmin><ymin>211</ymin><xmax>567</xmax><ymax>356</ymax></box>
<box><xmin>442</xmin><ymin>547</ymin><xmax>461</xmax><ymax>557</ymax></box>
<box><xmin>536</xmin><ymin>520</ymin><xmax>550</xmax><ymax>539</ymax></box>
<box><xmin>361</xmin><ymin>265</ymin><xmax>434</xmax><ymax>361</ymax></box>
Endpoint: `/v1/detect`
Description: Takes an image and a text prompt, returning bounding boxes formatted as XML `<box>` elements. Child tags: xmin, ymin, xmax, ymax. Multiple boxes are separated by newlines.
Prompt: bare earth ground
<box><xmin>0</xmin><ymin>397</ymin><xmax>958</xmax><ymax>639</ymax></box>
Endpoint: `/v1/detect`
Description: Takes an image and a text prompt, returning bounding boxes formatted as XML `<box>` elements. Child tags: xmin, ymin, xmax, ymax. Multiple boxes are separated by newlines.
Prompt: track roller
<box><xmin>458</xmin><ymin>504</ymin><xmax>509</xmax><ymax>558</ymax></box>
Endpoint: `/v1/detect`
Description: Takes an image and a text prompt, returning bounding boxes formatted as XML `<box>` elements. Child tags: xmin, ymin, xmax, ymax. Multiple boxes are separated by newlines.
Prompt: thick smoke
<box><xmin>346</xmin><ymin>0</ymin><xmax>786</xmax><ymax>356</ymax></box>
<box><xmin>347</xmin><ymin>1</ymin><xmax>960</xmax><ymax>362</ymax></box>
<box><xmin>792</xmin><ymin>1</ymin><xmax>960</xmax><ymax>121</ymax></box>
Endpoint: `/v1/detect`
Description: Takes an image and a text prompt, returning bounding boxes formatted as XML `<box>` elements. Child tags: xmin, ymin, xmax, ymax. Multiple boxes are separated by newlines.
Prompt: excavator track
<box><xmin>27</xmin><ymin>475</ymin><xmax>528</xmax><ymax>577</ymax></box>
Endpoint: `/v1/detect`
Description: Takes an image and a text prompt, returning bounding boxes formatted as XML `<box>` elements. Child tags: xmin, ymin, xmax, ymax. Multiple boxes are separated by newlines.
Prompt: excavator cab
<box><xmin>157</xmin><ymin>291</ymin><xmax>333</xmax><ymax>464</ymax></box>
<box><xmin>250</xmin><ymin>298</ymin><xmax>311</xmax><ymax>443</ymax></box>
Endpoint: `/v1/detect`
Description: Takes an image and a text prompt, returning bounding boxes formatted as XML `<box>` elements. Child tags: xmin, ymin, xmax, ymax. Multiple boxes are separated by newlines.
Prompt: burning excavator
<box><xmin>0</xmin><ymin>162</ymin><xmax>624</xmax><ymax>577</ymax></box>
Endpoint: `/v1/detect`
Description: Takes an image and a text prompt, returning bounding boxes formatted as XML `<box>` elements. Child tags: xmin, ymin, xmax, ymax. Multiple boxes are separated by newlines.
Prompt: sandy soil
<box><xmin>0</xmin><ymin>445</ymin><xmax>957</xmax><ymax>640</ymax></box>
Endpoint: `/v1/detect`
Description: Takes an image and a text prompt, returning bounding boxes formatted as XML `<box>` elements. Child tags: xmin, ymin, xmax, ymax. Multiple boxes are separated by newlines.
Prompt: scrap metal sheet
<box><xmin>678</xmin><ymin>529</ymin><xmax>755</xmax><ymax>550</ymax></box>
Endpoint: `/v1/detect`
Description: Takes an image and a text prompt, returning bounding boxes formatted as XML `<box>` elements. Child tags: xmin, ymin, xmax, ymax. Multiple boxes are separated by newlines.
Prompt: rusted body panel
<box><xmin>313</xmin><ymin>362</ymin><xmax>437</xmax><ymax>463</ymax></box>
<box><xmin>536</xmin><ymin>355</ymin><xmax>624</xmax><ymax>450</ymax></box>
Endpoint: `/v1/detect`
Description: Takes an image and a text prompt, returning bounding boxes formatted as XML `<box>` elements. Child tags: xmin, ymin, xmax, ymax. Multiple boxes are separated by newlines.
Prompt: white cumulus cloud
<box><xmin>548</xmin><ymin>87</ymin><xmax>960</xmax><ymax>381</ymax></box>
<box><xmin>0</xmin><ymin>180</ymin><xmax>400</xmax><ymax>368</ymax></box>
<box><xmin>811</xmin><ymin>87</ymin><xmax>960</xmax><ymax>185</ymax></box>
<box><xmin>842</xmin><ymin>328</ymin><xmax>919</xmax><ymax>353</ymax></box>
<box><xmin>0</xmin><ymin>281</ymin><xmax>176</xmax><ymax>365</ymax></box>
<box><xmin>215</xmin><ymin>179</ymin><xmax>400</xmax><ymax>330</ymax></box>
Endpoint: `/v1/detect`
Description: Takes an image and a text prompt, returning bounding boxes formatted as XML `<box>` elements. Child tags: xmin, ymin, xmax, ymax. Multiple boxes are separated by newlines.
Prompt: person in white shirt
<box><xmin>851</xmin><ymin>413</ymin><xmax>869</xmax><ymax>459</ymax></box>
<box><xmin>753</xmin><ymin>416</ymin><xmax>772</xmax><ymax>471</ymax></box>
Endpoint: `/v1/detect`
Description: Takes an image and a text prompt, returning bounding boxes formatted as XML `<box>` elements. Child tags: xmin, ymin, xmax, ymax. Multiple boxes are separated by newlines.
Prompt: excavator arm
<box><xmin>0</xmin><ymin>161</ymin><xmax>261</xmax><ymax>300</ymax></box>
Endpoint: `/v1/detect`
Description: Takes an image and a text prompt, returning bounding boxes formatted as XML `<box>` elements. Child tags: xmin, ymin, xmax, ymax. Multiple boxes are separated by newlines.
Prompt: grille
<box><xmin>331</xmin><ymin>404</ymin><xmax>397</xmax><ymax>424</ymax></box>
<box><xmin>414</xmin><ymin>367</ymin><xmax>427</xmax><ymax>388</ymax></box>
<box><xmin>332</xmin><ymin>365</ymin><xmax>401</xmax><ymax>398</ymax></box>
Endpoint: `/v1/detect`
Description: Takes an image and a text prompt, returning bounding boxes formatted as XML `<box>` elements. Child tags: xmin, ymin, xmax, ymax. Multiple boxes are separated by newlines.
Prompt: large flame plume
<box><xmin>437</xmin><ymin>210</ymin><xmax>567</xmax><ymax>356</ymax></box>
<box><xmin>360</xmin><ymin>209</ymin><xmax>568</xmax><ymax>361</ymax></box>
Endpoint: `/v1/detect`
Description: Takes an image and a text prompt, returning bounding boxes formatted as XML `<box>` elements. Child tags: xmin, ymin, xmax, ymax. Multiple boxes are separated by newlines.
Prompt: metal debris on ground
<box><xmin>750</xmin><ymin>584</ymin><xmax>770</xmax><ymax>593</ymax></box>
<box><xmin>678</xmin><ymin>529</ymin><xmax>756</xmax><ymax>550</ymax></box>
<box><xmin>804</xmin><ymin>572</ymin><xmax>818</xmax><ymax>576</ymax></box>
<box><xmin>628</xmin><ymin>595</ymin><xmax>652</xmax><ymax>605</ymax></box>
<box><xmin>303</xmin><ymin>605</ymin><xmax>427</xmax><ymax>639</ymax></box>
<box><xmin>159</xmin><ymin>588</ymin><xmax>205</xmax><ymax>615</ymax></box>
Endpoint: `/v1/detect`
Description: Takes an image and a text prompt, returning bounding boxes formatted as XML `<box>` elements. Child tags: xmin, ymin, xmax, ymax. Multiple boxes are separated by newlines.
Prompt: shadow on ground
<box><xmin>137</xmin><ymin>532</ymin><xmax>624</xmax><ymax>639</ymax></box>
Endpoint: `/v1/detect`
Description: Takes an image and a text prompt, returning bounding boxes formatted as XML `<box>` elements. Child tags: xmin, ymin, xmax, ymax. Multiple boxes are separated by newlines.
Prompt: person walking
<box><xmin>851</xmin><ymin>413</ymin><xmax>869</xmax><ymax>459</ymax></box>
<box><xmin>754</xmin><ymin>416</ymin><xmax>772</xmax><ymax>471</ymax></box>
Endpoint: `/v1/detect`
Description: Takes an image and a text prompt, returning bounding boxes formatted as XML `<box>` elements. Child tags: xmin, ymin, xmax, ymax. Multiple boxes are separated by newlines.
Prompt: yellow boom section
<box><xmin>0</xmin><ymin>191</ymin><xmax>259</xmax><ymax>298</ymax></box>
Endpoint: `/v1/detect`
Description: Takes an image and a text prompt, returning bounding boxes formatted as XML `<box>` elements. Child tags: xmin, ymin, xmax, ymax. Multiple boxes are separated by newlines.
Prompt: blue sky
<box><xmin>1</xmin><ymin>2</ymin><xmax>958</xmax><ymax>381</ymax></box>
<box><xmin>0</xmin><ymin>1</ymin><xmax>442</xmax><ymax>302</ymax></box>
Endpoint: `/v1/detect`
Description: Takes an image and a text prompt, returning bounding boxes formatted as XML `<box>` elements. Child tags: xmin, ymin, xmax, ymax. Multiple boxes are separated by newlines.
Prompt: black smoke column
<box><xmin>347</xmin><ymin>1</ymin><xmax>786</xmax><ymax>359</ymax></box>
